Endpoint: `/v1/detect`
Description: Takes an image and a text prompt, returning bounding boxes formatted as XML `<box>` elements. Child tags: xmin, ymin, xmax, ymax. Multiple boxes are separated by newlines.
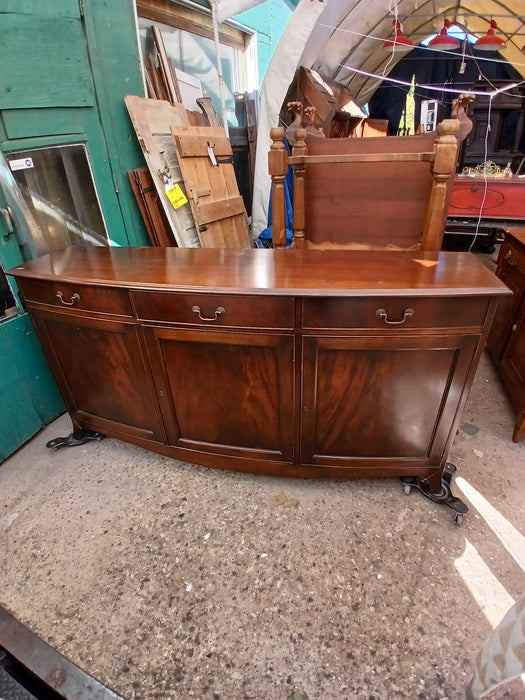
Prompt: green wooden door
<box><xmin>0</xmin><ymin>183</ymin><xmax>64</xmax><ymax>462</ymax></box>
<box><xmin>0</xmin><ymin>0</ymin><xmax>149</xmax><ymax>460</ymax></box>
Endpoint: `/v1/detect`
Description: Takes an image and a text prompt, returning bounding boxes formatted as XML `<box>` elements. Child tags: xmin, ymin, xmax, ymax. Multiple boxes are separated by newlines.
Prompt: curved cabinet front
<box><xmin>141</xmin><ymin>325</ymin><xmax>296</xmax><ymax>467</ymax></box>
<box><xmin>9</xmin><ymin>246</ymin><xmax>508</xmax><ymax>482</ymax></box>
<box><xmin>301</xmin><ymin>333</ymin><xmax>479</xmax><ymax>470</ymax></box>
<box><xmin>30</xmin><ymin>307</ymin><xmax>166</xmax><ymax>444</ymax></box>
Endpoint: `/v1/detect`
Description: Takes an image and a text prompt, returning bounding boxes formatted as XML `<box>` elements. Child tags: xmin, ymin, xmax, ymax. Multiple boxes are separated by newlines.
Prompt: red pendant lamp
<box><xmin>383</xmin><ymin>19</ymin><xmax>414</xmax><ymax>52</ymax></box>
<box><xmin>475</xmin><ymin>19</ymin><xmax>506</xmax><ymax>51</ymax></box>
<box><xmin>428</xmin><ymin>18</ymin><xmax>461</xmax><ymax>51</ymax></box>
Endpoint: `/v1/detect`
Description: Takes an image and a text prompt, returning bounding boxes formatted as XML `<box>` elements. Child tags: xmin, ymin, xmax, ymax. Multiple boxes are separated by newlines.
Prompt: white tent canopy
<box><xmin>233</xmin><ymin>0</ymin><xmax>525</xmax><ymax>236</ymax></box>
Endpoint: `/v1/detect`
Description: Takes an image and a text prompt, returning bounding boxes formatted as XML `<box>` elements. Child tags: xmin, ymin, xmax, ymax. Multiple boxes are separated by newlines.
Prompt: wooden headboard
<box><xmin>269</xmin><ymin>120</ymin><xmax>461</xmax><ymax>251</ymax></box>
<box><xmin>268</xmin><ymin>96</ymin><xmax>474</xmax><ymax>252</ymax></box>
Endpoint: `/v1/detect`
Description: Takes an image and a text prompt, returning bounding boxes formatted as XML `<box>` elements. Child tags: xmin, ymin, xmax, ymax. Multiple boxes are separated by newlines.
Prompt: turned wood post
<box><xmin>420</xmin><ymin>118</ymin><xmax>459</xmax><ymax>251</ymax></box>
<box><xmin>268</xmin><ymin>127</ymin><xmax>289</xmax><ymax>248</ymax></box>
<box><xmin>292</xmin><ymin>128</ymin><xmax>307</xmax><ymax>248</ymax></box>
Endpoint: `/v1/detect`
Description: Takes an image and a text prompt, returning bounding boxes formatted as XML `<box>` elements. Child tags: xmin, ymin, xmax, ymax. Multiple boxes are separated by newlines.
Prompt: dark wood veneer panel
<box><xmin>19</xmin><ymin>278</ymin><xmax>133</xmax><ymax>317</ymax></box>
<box><xmin>31</xmin><ymin>310</ymin><xmax>164</xmax><ymax>442</ymax></box>
<box><xmin>143</xmin><ymin>326</ymin><xmax>295</xmax><ymax>462</ymax></box>
<box><xmin>302</xmin><ymin>296</ymin><xmax>489</xmax><ymax>330</ymax></box>
<box><xmin>9</xmin><ymin>247</ymin><xmax>509</xmax><ymax>298</ymax></box>
<box><xmin>131</xmin><ymin>290</ymin><xmax>294</xmax><ymax>329</ymax></box>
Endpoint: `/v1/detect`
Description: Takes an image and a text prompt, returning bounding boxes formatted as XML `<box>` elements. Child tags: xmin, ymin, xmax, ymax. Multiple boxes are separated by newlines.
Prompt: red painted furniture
<box><xmin>446</xmin><ymin>176</ymin><xmax>525</xmax><ymax>250</ymax></box>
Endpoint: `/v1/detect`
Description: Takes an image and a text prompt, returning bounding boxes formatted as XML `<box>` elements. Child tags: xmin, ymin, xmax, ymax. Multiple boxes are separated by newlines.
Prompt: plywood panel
<box><xmin>125</xmin><ymin>96</ymin><xmax>200</xmax><ymax>248</ymax></box>
<box><xmin>171</xmin><ymin>125</ymin><xmax>251</xmax><ymax>248</ymax></box>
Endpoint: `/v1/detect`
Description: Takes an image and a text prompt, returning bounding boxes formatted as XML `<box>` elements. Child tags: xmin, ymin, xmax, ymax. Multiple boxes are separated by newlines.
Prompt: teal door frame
<box><xmin>0</xmin><ymin>0</ymin><xmax>150</xmax><ymax>461</ymax></box>
<box><xmin>0</xmin><ymin>179</ymin><xmax>64</xmax><ymax>462</ymax></box>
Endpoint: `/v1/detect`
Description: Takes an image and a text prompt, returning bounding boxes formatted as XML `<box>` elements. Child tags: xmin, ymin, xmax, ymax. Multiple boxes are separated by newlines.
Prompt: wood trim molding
<box><xmin>136</xmin><ymin>0</ymin><xmax>248</xmax><ymax>50</ymax></box>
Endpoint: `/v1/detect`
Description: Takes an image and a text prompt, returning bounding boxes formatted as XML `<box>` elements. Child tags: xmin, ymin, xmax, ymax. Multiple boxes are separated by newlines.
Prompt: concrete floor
<box><xmin>1</xmin><ymin>256</ymin><xmax>524</xmax><ymax>700</ymax></box>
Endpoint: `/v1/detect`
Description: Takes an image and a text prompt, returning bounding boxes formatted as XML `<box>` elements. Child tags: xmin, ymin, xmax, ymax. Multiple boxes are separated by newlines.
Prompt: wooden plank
<box><xmin>196</xmin><ymin>97</ymin><xmax>222</xmax><ymax>126</ymax></box>
<box><xmin>288</xmin><ymin>152</ymin><xmax>435</xmax><ymax>165</ymax></box>
<box><xmin>246</xmin><ymin>97</ymin><xmax>257</xmax><ymax>188</ymax></box>
<box><xmin>128</xmin><ymin>168</ymin><xmax>177</xmax><ymax>247</ymax></box>
<box><xmin>174</xmin><ymin>134</ymin><xmax>232</xmax><ymax>158</ymax></box>
<box><xmin>171</xmin><ymin>125</ymin><xmax>252</xmax><ymax>249</ymax></box>
<box><xmin>146</xmin><ymin>52</ymin><xmax>168</xmax><ymax>101</ymax></box>
<box><xmin>197</xmin><ymin>195</ymin><xmax>246</xmax><ymax>225</ymax></box>
<box><xmin>152</xmin><ymin>26</ymin><xmax>183</xmax><ymax>104</ymax></box>
<box><xmin>125</xmin><ymin>95</ymin><xmax>200</xmax><ymax>247</ymax></box>
<box><xmin>2</xmin><ymin>107</ymin><xmax>84</xmax><ymax>140</ymax></box>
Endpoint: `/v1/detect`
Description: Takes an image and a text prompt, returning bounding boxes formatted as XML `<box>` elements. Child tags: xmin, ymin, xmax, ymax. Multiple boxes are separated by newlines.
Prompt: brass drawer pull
<box><xmin>375</xmin><ymin>308</ymin><xmax>414</xmax><ymax>325</ymax></box>
<box><xmin>504</xmin><ymin>248</ymin><xmax>517</xmax><ymax>264</ymax></box>
<box><xmin>56</xmin><ymin>291</ymin><xmax>80</xmax><ymax>306</ymax></box>
<box><xmin>192</xmin><ymin>304</ymin><xmax>225</xmax><ymax>321</ymax></box>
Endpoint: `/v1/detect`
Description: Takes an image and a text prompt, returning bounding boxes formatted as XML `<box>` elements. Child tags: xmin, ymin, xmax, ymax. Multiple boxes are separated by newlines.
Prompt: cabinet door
<box><xmin>142</xmin><ymin>326</ymin><xmax>295</xmax><ymax>463</ymax></box>
<box><xmin>30</xmin><ymin>308</ymin><xmax>165</xmax><ymax>443</ymax></box>
<box><xmin>301</xmin><ymin>333</ymin><xmax>479</xmax><ymax>469</ymax></box>
<box><xmin>486</xmin><ymin>256</ymin><xmax>524</xmax><ymax>361</ymax></box>
<box><xmin>500</xmin><ymin>301</ymin><xmax>525</xmax><ymax>404</ymax></box>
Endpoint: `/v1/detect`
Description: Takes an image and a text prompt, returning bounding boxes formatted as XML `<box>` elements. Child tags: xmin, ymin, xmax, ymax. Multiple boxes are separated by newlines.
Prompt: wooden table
<box><xmin>8</xmin><ymin>247</ymin><xmax>510</xmax><ymax>522</ymax></box>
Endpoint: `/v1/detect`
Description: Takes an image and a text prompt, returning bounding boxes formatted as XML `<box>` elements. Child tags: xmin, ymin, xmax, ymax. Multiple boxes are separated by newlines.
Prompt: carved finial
<box><xmin>304</xmin><ymin>106</ymin><xmax>325</xmax><ymax>138</ymax></box>
<box><xmin>436</xmin><ymin>118</ymin><xmax>459</xmax><ymax>143</ymax></box>
<box><xmin>451</xmin><ymin>93</ymin><xmax>474</xmax><ymax>142</ymax></box>
<box><xmin>285</xmin><ymin>101</ymin><xmax>304</xmax><ymax>146</ymax></box>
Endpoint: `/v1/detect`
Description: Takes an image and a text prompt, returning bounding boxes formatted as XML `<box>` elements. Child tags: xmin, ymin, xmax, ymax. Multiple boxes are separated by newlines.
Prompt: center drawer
<box><xmin>302</xmin><ymin>296</ymin><xmax>490</xmax><ymax>330</ymax></box>
<box><xmin>17</xmin><ymin>278</ymin><xmax>133</xmax><ymax>317</ymax></box>
<box><xmin>131</xmin><ymin>291</ymin><xmax>295</xmax><ymax>330</ymax></box>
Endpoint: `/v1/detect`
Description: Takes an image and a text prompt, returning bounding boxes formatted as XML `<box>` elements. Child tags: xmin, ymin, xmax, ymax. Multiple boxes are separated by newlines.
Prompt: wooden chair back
<box><xmin>268</xmin><ymin>115</ymin><xmax>462</xmax><ymax>252</ymax></box>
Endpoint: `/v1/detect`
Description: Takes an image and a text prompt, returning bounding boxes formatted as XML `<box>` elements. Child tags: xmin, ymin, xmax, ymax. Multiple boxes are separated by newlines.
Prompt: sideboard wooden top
<box><xmin>503</xmin><ymin>227</ymin><xmax>525</xmax><ymax>247</ymax></box>
<box><xmin>8</xmin><ymin>246</ymin><xmax>510</xmax><ymax>298</ymax></box>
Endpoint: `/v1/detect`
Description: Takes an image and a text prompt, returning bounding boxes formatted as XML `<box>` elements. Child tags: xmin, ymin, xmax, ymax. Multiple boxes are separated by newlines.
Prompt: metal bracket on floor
<box><xmin>46</xmin><ymin>430</ymin><xmax>105</xmax><ymax>450</ymax></box>
<box><xmin>401</xmin><ymin>463</ymin><xmax>468</xmax><ymax>525</ymax></box>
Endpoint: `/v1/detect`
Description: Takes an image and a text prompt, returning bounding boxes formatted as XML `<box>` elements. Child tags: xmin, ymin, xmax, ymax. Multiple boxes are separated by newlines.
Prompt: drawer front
<box><xmin>302</xmin><ymin>296</ymin><xmax>490</xmax><ymax>330</ymax></box>
<box><xmin>18</xmin><ymin>278</ymin><xmax>133</xmax><ymax>317</ymax></box>
<box><xmin>499</xmin><ymin>237</ymin><xmax>525</xmax><ymax>276</ymax></box>
<box><xmin>131</xmin><ymin>291</ymin><xmax>295</xmax><ymax>330</ymax></box>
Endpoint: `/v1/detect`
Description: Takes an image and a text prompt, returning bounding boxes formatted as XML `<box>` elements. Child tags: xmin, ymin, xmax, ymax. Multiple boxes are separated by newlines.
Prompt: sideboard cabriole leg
<box><xmin>401</xmin><ymin>463</ymin><xmax>469</xmax><ymax>525</ymax></box>
<box><xmin>46</xmin><ymin>429</ymin><xmax>105</xmax><ymax>450</ymax></box>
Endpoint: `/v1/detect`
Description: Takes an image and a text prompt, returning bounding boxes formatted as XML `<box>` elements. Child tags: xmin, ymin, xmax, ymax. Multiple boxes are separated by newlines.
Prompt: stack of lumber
<box><xmin>126</xmin><ymin>26</ymin><xmax>251</xmax><ymax>249</ymax></box>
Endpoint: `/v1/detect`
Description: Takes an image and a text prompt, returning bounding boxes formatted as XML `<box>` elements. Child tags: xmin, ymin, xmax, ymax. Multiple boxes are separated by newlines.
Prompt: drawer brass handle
<box><xmin>192</xmin><ymin>304</ymin><xmax>225</xmax><ymax>321</ymax></box>
<box><xmin>375</xmin><ymin>308</ymin><xmax>414</xmax><ymax>325</ymax></box>
<box><xmin>56</xmin><ymin>291</ymin><xmax>80</xmax><ymax>306</ymax></box>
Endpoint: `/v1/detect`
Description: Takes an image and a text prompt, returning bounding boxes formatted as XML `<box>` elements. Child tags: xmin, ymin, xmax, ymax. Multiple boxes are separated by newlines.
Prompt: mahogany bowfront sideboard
<box><xmin>8</xmin><ymin>247</ymin><xmax>510</xmax><ymax>522</ymax></box>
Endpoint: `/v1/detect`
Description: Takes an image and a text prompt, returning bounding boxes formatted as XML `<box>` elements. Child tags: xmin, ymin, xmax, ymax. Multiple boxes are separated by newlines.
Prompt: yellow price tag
<box><xmin>166</xmin><ymin>183</ymin><xmax>188</xmax><ymax>209</ymax></box>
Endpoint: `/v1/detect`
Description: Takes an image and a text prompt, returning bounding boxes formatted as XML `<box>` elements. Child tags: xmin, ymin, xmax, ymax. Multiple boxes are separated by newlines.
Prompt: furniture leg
<box><xmin>513</xmin><ymin>408</ymin><xmax>525</xmax><ymax>443</ymax></box>
<box><xmin>401</xmin><ymin>463</ymin><xmax>469</xmax><ymax>525</ymax></box>
<box><xmin>46</xmin><ymin>428</ymin><xmax>105</xmax><ymax>450</ymax></box>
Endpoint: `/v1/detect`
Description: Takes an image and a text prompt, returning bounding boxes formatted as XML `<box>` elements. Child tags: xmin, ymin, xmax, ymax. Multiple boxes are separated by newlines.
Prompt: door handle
<box><xmin>1</xmin><ymin>206</ymin><xmax>16</xmax><ymax>239</ymax></box>
<box><xmin>375</xmin><ymin>308</ymin><xmax>415</xmax><ymax>325</ymax></box>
